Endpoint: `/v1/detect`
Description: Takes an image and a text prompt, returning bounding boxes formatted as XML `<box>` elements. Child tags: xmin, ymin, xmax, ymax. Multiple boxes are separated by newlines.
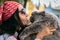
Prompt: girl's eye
<box><xmin>19</xmin><ymin>8</ymin><xmax>26</xmax><ymax>14</ymax></box>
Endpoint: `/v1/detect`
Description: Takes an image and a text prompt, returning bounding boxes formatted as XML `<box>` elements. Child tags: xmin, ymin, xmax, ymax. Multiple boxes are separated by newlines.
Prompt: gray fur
<box><xmin>19</xmin><ymin>11</ymin><xmax>60</xmax><ymax>40</ymax></box>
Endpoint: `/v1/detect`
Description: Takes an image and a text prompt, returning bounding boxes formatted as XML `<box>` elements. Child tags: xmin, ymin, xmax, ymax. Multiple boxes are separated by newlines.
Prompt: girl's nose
<box><xmin>25</xmin><ymin>13</ymin><xmax>28</xmax><ymax>17</ymax></box>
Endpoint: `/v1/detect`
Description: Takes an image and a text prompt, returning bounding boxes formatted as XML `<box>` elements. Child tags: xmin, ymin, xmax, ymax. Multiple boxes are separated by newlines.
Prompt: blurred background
<box><xmin>0</xmin><ymin>0</ymin><xmax>60</xmax><ymax>19</ymax></box>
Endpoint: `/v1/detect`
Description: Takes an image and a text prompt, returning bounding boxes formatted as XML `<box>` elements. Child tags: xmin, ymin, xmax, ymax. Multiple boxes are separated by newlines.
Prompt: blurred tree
<box><xmin>19</xmin><ymin>0</ymin><xmax>27</xmax><ymax>8</ymax></box>
<box><xmin>24</xmin><ymin>0</ymin><xmax>27</xmax><ymax>8</ymax></box>
<box><xmin>4</xmin><ymin>0</ymin><xmax>21</xmax><ymax>3</ymax></box>
<box><xmin>0</xmin><ymin>0</ymin><xmax>27</xmax><ymax>8</ymax></box>
<box><xmin>0</xmin><ymin>0</ymin><xmax>21</xmax><ymax>5</ymax></box>
<box><xmin>26</xmin><ymin>0</ymin><xmax>37</xmax><ymax>20</ymax></box>
<box><xmin>0</xmin><ymin>0</ymin><xmax>4</xmax><ymax>5</ymax></box>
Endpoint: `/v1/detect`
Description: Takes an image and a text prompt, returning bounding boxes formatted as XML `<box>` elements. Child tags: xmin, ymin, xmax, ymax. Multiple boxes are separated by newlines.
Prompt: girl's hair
<box><xmin>0</xmin><ymin>8</ymin><xmax>25</xmax><ymax>35</ymax></box>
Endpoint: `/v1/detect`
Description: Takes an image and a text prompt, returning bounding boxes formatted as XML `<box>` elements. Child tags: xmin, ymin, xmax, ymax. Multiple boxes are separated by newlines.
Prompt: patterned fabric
<box><xmin>0</xmin><ymin>5</ymin><xmax>3</xmax><ymax>23</ymax></box>
<box><xmin>3</xmin><ymin>1</ymin><xmax>19</xmax><ymax>22</ymax></box>
<box><xmin>0</xmin><ymin>1</ymin><xmax>22</xmax><ymax>23</ymax></box>
<box><xmin>6</xmin><ymin>36</ymin><xmax>17</xmax><ymax>40</ymax></box>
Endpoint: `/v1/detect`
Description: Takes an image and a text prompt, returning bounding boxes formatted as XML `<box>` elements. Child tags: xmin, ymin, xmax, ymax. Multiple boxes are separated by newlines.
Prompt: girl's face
<box><xmin>19</xmin><ymin>12</ymin><xmax>29</xmax><ymax>25</ymax></box>
<box><xmin>18</xmin><ymin>5</ymin><xmax>29</xmax><ymax>25</ymax></box>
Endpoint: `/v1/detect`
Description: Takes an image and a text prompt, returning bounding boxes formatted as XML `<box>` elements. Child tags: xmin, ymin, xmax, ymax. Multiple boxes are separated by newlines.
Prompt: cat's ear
<box><xmin>39</xmin><ymin>11</ymin><xmax>45</xmax><ymax>16</ymax></box>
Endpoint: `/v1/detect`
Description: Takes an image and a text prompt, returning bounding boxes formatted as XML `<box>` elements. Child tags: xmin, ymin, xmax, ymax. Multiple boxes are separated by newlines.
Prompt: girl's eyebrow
<box><xmin>19</xmin><ymin>8</ymin><xmax>26</xmax><ymax>14</ymax></box>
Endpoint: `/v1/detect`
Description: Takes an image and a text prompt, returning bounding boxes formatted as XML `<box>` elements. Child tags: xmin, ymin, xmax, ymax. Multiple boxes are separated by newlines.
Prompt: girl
<box><xmin>0</xmin><ymin>1</ymin><xmax>29</xmax><ymax>40</ymax></box>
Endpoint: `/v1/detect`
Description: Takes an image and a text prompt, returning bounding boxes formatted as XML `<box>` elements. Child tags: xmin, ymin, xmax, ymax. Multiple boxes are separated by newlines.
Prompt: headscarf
<box><xmin>0</xmin><ymin>1</ymin><xmax>23</xmax><ymax>23</ymax></box>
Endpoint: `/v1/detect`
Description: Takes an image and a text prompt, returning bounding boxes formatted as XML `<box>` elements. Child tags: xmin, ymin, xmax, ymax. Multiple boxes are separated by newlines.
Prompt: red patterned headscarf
<box><xmin>0</xmin><ymin>1</ymin><xmax>23</xmax><ymax>23</ymax></box>
<box><xmin>0</xmin><ymin>5</ymin><xmax>3</xmax><ymax>23</ymax></box>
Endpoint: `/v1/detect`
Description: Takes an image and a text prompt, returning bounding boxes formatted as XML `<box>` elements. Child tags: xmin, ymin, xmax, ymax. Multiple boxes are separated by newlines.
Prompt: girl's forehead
<box><xmin>18</xmin><ymin>4</ymin><xmax>23</xmax><ymax>11</ymax></box>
